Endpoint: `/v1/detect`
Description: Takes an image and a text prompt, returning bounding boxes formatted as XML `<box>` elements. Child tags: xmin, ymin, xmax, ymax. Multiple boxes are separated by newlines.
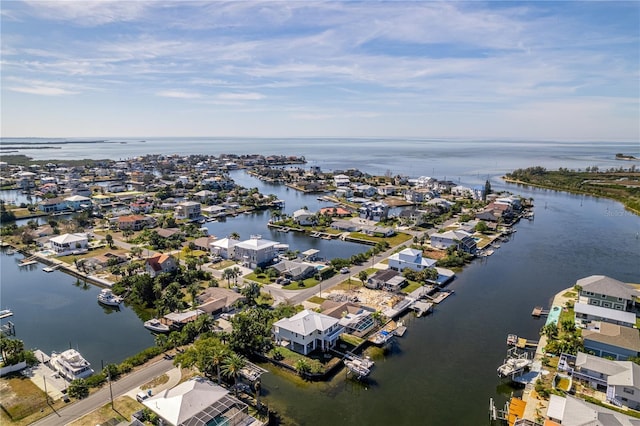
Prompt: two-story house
<box><xmin>38</xmin><ymin>197</ymin><xmax>68</xmax><ymax>213</ymax></box>
<box><xmin>358</xmin><ymin>201</ymin><xmax>389</xmax><ymax>221</ymax></box>
<box><xmin>292</xmin><ymin>208</ymin><xmax>315</xmax><ymax>226</ymax></box>
<box><xmin>574</xmin><ymin>275</ymin><xmax>639</xmax><ymax>329</ymax></box>
<box><xmin>272</xmin><ymin>309</ymin><xmax>344</xmax><ymax>355</ymax></box>
<box><xmin>559</xmin><ymin>352</ymin><xmax>640</xmax><ymax>410</ymax></box>
<box><xmin>174</xmin><ymin>201</ymin><xmax>201</xmax><ymax>221</ymax></box>
<box><xmin>49</xmin><ymin>233</ymin><xmax>88</xmax><ymax>255</ymax></box>
<box><xmin>233</xmin><ymin>235</ymin><xmax>279</xmax><ymax>268</ymax></box>
<box><xmin>430</xmin><ymin>229</ymin><xmax>477</xmax><ymax>254</ymax></box>
<box><xmin>387</xmin><ymin>248</ymin><xmax>436</xmax><ymax>273</ymax></box>
<box><xmin>117</xmin><ymin>214</ymin><xmax>155</xmax><ymax>231</ymax></box>
<box><xmin>145</xmin><ymin>253</ymin><xmax>178</xmax><ymax>278</ymax></box>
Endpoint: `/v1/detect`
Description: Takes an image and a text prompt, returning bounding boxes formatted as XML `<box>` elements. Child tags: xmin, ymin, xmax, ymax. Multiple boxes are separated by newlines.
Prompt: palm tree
<box><xmin>221</xmin><ymin>353</ymin><xmax>246</xmax><ymax>396</ymax></box>
<box><xmin>229</xmin><ymin>232</ymin><xmax>240</xmax><ymax>240</ymax></box>
<box><xmin>232</xmin><ymin>267</ymin><xmax>241</xmax><ymax>285</ymax></box>
<box><xmin>188</xmin><ymin>283</ymin><xmax>200</xmax><ymax>309</ymax></box>
<box><xmin>294</xmin><ymin>359</ymin><xmax>311</xmax><ymax>377</ymax></box>
<box><xmin>222</xmin><ymin>269</ymin><xmax>233</xmax><ymax>287</ymax></box>
<box><xmin>211</xmin><ymin>345</ymin><xmax>229</xmax><ymax>385</ymax></box>
<box><xmin>241</xmin><ymin>281</ymin><xmax>261</xmax><ymax>306</ymax></box>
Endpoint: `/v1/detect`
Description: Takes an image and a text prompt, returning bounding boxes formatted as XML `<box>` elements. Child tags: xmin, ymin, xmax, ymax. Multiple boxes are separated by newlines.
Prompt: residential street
<box><xmin>32</xmin><ymin>358</ymin><xmax>174</xmax><ymax>426</ymax></box>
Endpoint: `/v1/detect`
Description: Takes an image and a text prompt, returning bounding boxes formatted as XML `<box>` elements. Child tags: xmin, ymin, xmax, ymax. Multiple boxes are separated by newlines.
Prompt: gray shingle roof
<box><xmin>578</xmin><ymin>275</ymin><xmax>638</xmax><ymax>300</ymax></box>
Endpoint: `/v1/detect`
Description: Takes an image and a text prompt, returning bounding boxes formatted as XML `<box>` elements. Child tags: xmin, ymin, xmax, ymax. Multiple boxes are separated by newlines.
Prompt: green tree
<box><xmin>241</xmin><ymin>282</ymin><xmax>261</xmax><ymax>306</ymax></box>
<box><xmin>67</xmin><ymin>379</ymin><xmax>89</xmax><ymax>399</ymax></box>
<box><xmin>358</xmin><ymin>270</ymin><xmax>368</xmax><ymax>283</ymax></box>
<box><xmin>295</xmin><ymin>359</ymin><xmax>311</xmax><ymax>377</ymax></box>
<box><xmin>221</xmin><ymin>353</ymin><xmax>246</xmax><ymax>396</ymax></box>
<box><xmin>105</xmin><ymin>233</ymin><xmax>114</xmax><ymax>248</ymax></box>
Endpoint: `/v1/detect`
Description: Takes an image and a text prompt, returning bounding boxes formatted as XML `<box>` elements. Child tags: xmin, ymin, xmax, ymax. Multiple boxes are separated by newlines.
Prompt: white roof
<box><xmin>143</xmin><ymin>377</ymin><xmax>229</xmax><ymax>425</ymax></box>
<box><xmin>50</xmin><ymin>233</ymin><xmax>87</xmax><ymax>244</ymax></box>
<box><xmin>274</xmin><ymin>309</ymin><xmax>339</xmax><ymax>336</ymax></box>
<box><xmin>574</xmin><ymin>302</ymin><xmax>637</xmax><ymax>324</ymax></box>
<box><xmin>210</xmin><ymin>238</ymin><xmax>237</xmax><ymax>249</ymax></box>
<box><xmin>64</xmin><ymin>195</ymin><xmax>91</xmax><ymax>202</ymax></box>
<box><xmin>293</xmin><ymin>208</ymin><xmax>313</xmax><ymax>218</ymax></box>
<box><xmin>432</xmin><ymin>229</ymin><xmax>472</xmax><ymax>241</ymax></box>
<box><xmin>235</xmin><ymin>237</ymin><xmax>279</xmax><ymax>250</ymax></box>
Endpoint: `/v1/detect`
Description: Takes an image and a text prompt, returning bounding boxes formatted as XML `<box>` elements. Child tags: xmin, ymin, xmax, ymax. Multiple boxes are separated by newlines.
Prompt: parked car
<box><xmin>340</xmin><ymin>267</ymin><xmax>350</xmax><ymax>274</ymax></box>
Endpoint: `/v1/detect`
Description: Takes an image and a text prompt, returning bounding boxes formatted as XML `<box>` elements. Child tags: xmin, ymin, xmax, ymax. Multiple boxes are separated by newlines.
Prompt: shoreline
<box><xmin>503</xmin><ymin>177</ymin><xmax>640</xmax><ymax>216</ymax></box>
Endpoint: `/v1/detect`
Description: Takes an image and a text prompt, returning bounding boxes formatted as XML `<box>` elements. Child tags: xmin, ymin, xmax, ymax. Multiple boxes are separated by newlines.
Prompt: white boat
<box><xmin>497</xmin><ymin>357</ymin><xmax>532</xmax><ymax>378</ymax></box>
<box><xmin>344</xmin><ymin>354</ymin><xmax>374</xmax><ymax>379</ymax></box>
<box><xmin>144</xmin><ymin>318</ymin><xmax>170</xmax><ymax>333</ymax></box>
<box><xmin>50</xmin><ymin>349</ymin><xmax>94</xmax><ymax>381</ymax></box>
<box><xmin>6</xmin><ymin>249</ymin><xmax>15</xmax><ymax>255</ymax></box>
<box><xmin>369</xmin><ymin>329</ymin><xmax>394</xmax><ymax>346</ymax></box>
<box><xmin>507</xmin><ymin>334</ymin><xmax>518</xmax><ymax>346</ymax></box>
<box><xmin>97</xmin><ymin>289</ymin><xmax>123</xmax><ymax>307</ymax></box>
<box><xmin>0</xmin><ymin>309</ymin><xmax>13</xmax><ymax>319</ymax></box>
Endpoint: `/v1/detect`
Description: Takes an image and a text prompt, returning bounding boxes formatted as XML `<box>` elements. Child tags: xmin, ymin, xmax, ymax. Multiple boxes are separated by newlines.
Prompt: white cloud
<box><xmin>156</xmin><ymin>90</ymin><xmax>203</xmax><ymax>99</ymax></box>
<box><xmin>9</xmin><ymin>86</ymin><xmax>79</xmax><ymax>96</ymax></box>
<box><xmin>22</xmin><ymin>0</ymin><xmax>150</xmax><ymax>25</ymax></box>
<box><xmin>217</xmin><ymin>92</ymin><xmax>265</xmax><ymax>101</ymax></box>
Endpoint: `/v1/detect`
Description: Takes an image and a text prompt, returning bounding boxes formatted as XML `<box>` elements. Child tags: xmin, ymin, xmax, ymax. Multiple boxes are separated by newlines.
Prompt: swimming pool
<box><xmin>545</xmin><ymin>305</ymin><xmax>562</xmax><ymax>326</ymax></box>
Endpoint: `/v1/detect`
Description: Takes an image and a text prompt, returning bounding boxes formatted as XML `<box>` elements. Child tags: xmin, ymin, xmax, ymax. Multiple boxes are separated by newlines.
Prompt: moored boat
<box><xmin>507</xmin><ymin>334</ymin><xmax>518</xmax><ymax>346</ymax></box>
<box><xmin>144</xmin><ymin>318</ymin><xmax>170</xmax><ymax>333</ymax></box>
<box><xmin>50</xmin><ymin>349</ymin><xmax>94</xmax><ymax>381</ymax></box>
<box><xmin>0</xmin><ymin>309</ymin><xmax>13</xmax><ymax>319</ymax></box>
<box><xmin>497</xmin><ymin>357</ymin><xmax>532</xmax><ymax>378</ymax></box>
<box><xmin>97</xmin><ymin>288</ymin><xmax>123</xmax><ymax>307</ymax></box>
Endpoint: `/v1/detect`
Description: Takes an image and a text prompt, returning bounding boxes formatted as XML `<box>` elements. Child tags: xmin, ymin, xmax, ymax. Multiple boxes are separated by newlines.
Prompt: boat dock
<box><xmin>18</xmin><ymin>256</ymin><xmax>38</xmax><ymax>267</ymax></box>
<box><xmin>431</xmin><ymin>290</ymin><xmax>454</xmax><ymax>304</ymax></box>
<box><xmin>43</xmin><ymin>264</ymin><xmax>60</xmax><ymax>273</ymax></box>
<box><xmin>410</xmin><ymin>301</ymin><xmax>433</xmax><ymax>317</ymax></box>
<box><xmin>394</xmin><ymin>324</ymin><xmax>407</xmax><ymax>337</ymax></box>
<box><xmin>0</xmin><ymin>321</ymin><xmax>16</xmax><ymax>337</ymax></box>
<box><xmin>531</xmin><ymin>306</ymin><xmax>549</xmax><ymax>317</ymax></box>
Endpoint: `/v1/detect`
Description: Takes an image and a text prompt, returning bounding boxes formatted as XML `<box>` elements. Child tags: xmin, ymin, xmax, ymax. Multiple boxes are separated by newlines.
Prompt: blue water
<box><xmin>1</xmin><ymin>138</ymin><xmax>639</xmax><ymax>424</ymax></box>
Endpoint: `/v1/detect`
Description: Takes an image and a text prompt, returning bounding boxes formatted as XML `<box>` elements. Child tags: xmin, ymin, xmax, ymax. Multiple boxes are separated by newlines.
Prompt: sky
<box><xmin>1</xmin><ymin>1</ymin><xmax>639</xmax><ymax>140</ymax></box>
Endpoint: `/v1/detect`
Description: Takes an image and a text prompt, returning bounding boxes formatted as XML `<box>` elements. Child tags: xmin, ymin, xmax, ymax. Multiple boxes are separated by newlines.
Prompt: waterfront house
<box><xmin>49</xmin><ymin>233</ymin><xmax>88</xmax><ymax>255</ymax></box>
<box><xmin>139</xmin><ymin>377</ymin><xmax>257</xmax><ymax>426</ymax></box>
<box><xmin>233</xmin><ymin>235</ymin><xmax>279</xmax><ymax>268</ymax></box>
<box><xmin>559</xmin><ymin>352</ymin><xmax>640</xmax><ymax>409</ymax></box>
<box><xmin>582</xmin><ymin>322</ymin><xmax>640</xmax><ymax>360</ymax></box>
<box><xmin>577</xmin><ymin>275</ymin><xmax>638</xmax><ymax>312</ymax></box>
<box><xmin>335</xmin><ymin>186</ymin><xmax>354</xmax><ymax>198</ymax></box>
<box><xmin>354</xmin><ymin>184</ymin><xmax>377</xmax><ymax>197</ymax></box>
<box><xmin>38</xmin><ymin>197</ymin><xmax>68</xmax><ymax>213</ymax></box>
<box><xmin>547</xmin><ymin>394</ymin><xmax>639</xmax><ymax>426</ymax></box>
<box><xmin>63</xmin><ymin>195</ymin><xmax>92</xmax><ymax>210</ymax></box>
<box><xmin>333</xmin><ymin>174</ymin><xmax>350</xmax><ymax>187</ymax></box>
<box><xmin>321</xmin><ymin>301</ymin><xmax>375</xmax><ymax>337</ymax></box>
<box><xmin>358</xmin><ymin>201</ymin><xmax>389</xmax><ymax>221</ymax></box>
<box><xmin>210</xmin><ymin>238</ymin><xmax>238</xmax><ymax>259</ymax></box>
<box><xmin>196</xmin><ymin>287</ymin><xmax>245</xmax><ymax>315</ymax></box>
<box><xmin>271</xmin><ymin>259</ymin><xmax>317</xmax><ymax>281</ymax></box>
<box><xmin>293</xmin><ymin>208</ymin><xmax>316</xmax><ymax>226</ymax></box>
<box><xmin>574</xmin><ymin>302</ymin><xmax>637</xmax><ymax>328</ymax></box>
<box><xmin>145</xmin><ymin>253</ymin><xmax>178</xmax><ymax>277</ymax></box>
<box><xmin>451</xmin><ymin>185</ymin><xmax>474</xmax><ymax>198</ymax></box>
<box><xmin>318</xmin><ymin>206</ymin><xmax>351</xmax><ymax>217</ymax></box>
<box><xmin>117</xmin><ymin>214</ymin><xmax>155</xmax><ymax>231</ymax></box>
<box><xmin>162</xmin><ymin>309</ymin><xmax>204</xmax><ymax>329</ymax></box>
<box><xmin>202</xmin><ymin>205</ymin><xmax>227</xmax><ymax>217</ymax></box>
<box><xmin>175</xmin><ymin>201</ymin><xmax>202</xmax><ymax>221</ymax></box>
<box><xmin>193</xmin><ymin>189</ymin><xmax>217</xmax><ymax>202</ymax></box>
<box><xmin>359</xmin><ymin>224</ymin><xmax>395</xmax><ymax>237</ymax></box>
<box><xmin>273</xmin><ymin>309</ymin><xmax>344</xmax><ymax>355</ymax></box>
<box><xmin>430</xmin><ymin>229</ymin><xmax>477</xmax><ymax>254</ymax></box>
<box><xmin>330</xmin><ymin>219</ymin><xmax>359</xmax><ymax>232</ymax></box>
<box><xmin>388</xmin><ymin>248</ymin><xmax>436</xmax><ymax>273</ymax></box>
<box><xmin>367</xmin><ymin>269</ymin><xmax>407</xmax><ymax>291</ymax></box>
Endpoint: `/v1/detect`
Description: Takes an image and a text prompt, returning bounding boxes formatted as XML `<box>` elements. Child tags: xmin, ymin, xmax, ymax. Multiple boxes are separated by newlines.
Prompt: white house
<box><xmin>273</xmin><ymin>309</ymin><xmax>344</xmax><ymax>355</ymax></box>
<box><xmin>63</xmin><ymin>195</ymin><xmax>92</xmax><ymax>210</ymax></box>
<box><xmin>233</xmin><ymin>235</ymin><xmax>279</xmax><ymax>268</ymax></box>
<box><xmin>333</xmin><ymin>174</ymin><xmax>350</xmax><ymax>187</ymax></box>
<box><xmin>292</xmin><ymin>208</ymin><xmax>315</xmax><ymax>226</ymax></box>
<box><xmin>559</xmin><ymin>352</ymin><xmax>640</xmax><ymax>410</ymax></box>
<box><xmin>142</xmin><ymin>377</ymin><xmax>256</xmax><ymax>426</ymax></box>
<box><xmin>388</xmin><ymin>248</ymin><xmax>436</xmax><ymax>272</ymax></box>
<box><xmin>547</xmin><ymin>394</ymin><xmax>639</xmax><ymax>426</ymax></box>
<box><xmin>574</xmin><ymin>302</ymin><xmax>637</xmax><ymax>329</ymax></box>
<box><xmin>49</xmin><ymin>233</ymin><xmax>88</xmax><ymax>255</ymax></box>
<box><xmin>175</xmin><ymin>201</ymin><xmax>201</xmax><ymax>220</ymax></box>
<box><xmin>210</xmin><ymin>238</ymin><xmax>238</xmax><ymax>259</ymax></box>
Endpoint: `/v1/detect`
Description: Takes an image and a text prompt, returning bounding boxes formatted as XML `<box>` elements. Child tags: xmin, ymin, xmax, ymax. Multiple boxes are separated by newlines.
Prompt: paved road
<box><xmin>32</xmin><ymin>358</ymin><xmax>174</xmax><ymax>426</ymax></box>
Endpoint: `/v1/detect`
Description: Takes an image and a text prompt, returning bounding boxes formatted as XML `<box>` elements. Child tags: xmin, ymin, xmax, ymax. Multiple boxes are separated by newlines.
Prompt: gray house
<box><xmin>578</xmin><ymin>275</ymin><xmax>638</xmax><ymax>312</ymax></box>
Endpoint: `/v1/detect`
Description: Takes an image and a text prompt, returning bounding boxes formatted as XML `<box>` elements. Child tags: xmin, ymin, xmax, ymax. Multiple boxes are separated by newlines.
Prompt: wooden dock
<box><xmin>531</xmin><ymin>306</ymin><xmax>549</xmax><ymax>317</ymax></box>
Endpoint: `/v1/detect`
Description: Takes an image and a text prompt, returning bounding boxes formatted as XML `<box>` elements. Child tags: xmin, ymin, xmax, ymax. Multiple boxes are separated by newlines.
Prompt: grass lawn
<box><xmin>281</xmin><ymin>276</ymin><xmax>321</xmax><ymax>290</ymax></box>
<box><xmin>559</xmin><ymin>307</ymin><xmax>575</xmax><ymax>330</ymax></box>
<box><xmin>307</xmin><ymin>296</ymin><xmax>326</xmax><ymax>305</ymax></box>
<box><xmin>349</xmin><ymin>232</ymin><xmax>412</xmax><ymax>246</ymax></box>
<box><xmin>333</xmin><ymin>279</ymin><xmax>364</xmax><ymax>292</ymax></box>
<box><xmin>244</xmin><ymin>272</ymin><xmax>275</xmax><ymax>285</ymax></box>
<box><xmin>58</xmin><ymin>246</ymin><xmax>129</xmax><ymax>264</ymax></box>
<box><xmin>174</xmin><ymin>249</ymin><xmax>208</xmax><ymax>260</ymax></box>
<box><xmin>339</xmin><ymin>334</ymin><xmax>365</xmax><ymax>347</ymax></box>
<box><xmin>67</xmin><ymin>396</ymin><xmax>142</xmax><ymax>426</ymax></box>
<box><xmin>562</xmin><ymin>291</ymin><xmax>577</xmax><ymax>298</ymax></box>
<box><xmin>0</xmin><ymin>374</ymin><xmax>67</xmax><ymax>426</ymax></box>
<box><xmin>401</xmin><ymin>280</ymin><xmax>423</xmax><ymax>294</ymax></box>
<box><xmin>141</xmin><ymin>374</ymin><xmax>169</xmax><ymax>390</ymax></box>
<box><xmin>212</xmin><ymin>260</ymin><xmax>237</xmax><ymax>270</ymax></box>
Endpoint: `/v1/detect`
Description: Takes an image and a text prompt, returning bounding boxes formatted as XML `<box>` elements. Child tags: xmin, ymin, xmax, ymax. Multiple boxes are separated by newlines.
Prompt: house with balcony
<box><xmin>210</xmin><ymin>238</ymin><xmax>238</xmax><ymax>259</ymax></box>
<box><xmin>63</xmin><ymin>195</ymin><xmax>92</xmax><ymax>211</ymax></box>
<box><xmin>49</xmin><ymin>233</ymin><xmax>88</xmax><ymax>255</ymax></box>
<box><xmin>358</xmin><ymin>201</ymin><xmax>389</xmax><ymax>221</ymax></box>
<box><xmin>430</xmin><ymin>229</ymin><xmax>477</xmax><ymax>254</ymax></box>
<box><xmin>388</xmin><ymin>247</ymin><xmax>436</xmax><ymax>273</ymax></box>
<box><xmin>175</xmin><ymin>201</ymin><xmax>201</xmax><ymax>221</ymax></box>
<box><xmin>38</xmin><ymin>197</ymin><xmax>68</xmax><ymax>213</ymax></box>
<box><xmin>558</xmin><ymin>352</ymin><xmax>640</xmax><ymax>410</ymax></box>
<box><xmin>233</xmin><ymin>235</ymin><xmax>279</xmax><ymax>268</ymax></box>
<box><xmin>577</xmin><ymin>275</ymin><xmax>638</xmax><ymax>312</ymax></box>
<box><xmin>321</xmin><ymin>301</ymin><xmax>375</xmax><ymax>337</ymax></box>
<box><xmin>273</xmin><ymin>309</ymin><xmax>344</xmax><ymax>355</ymax></box>
<box><xmin>547</xmin><ymin>394</ymin><xmax>639</xmax><ymax>426</ymax></box>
